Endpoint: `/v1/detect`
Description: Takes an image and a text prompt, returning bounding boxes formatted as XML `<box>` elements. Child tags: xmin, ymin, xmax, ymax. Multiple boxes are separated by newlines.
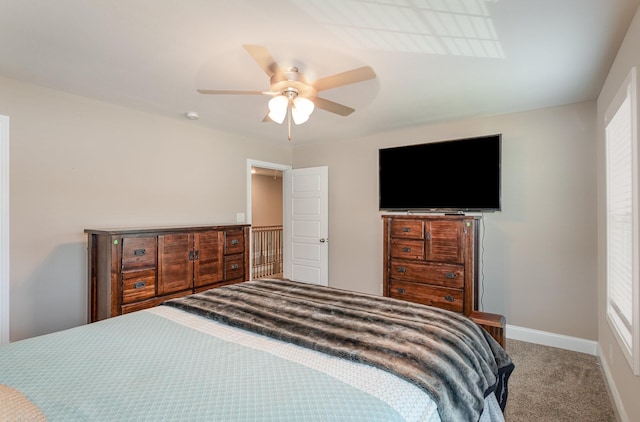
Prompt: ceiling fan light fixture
<box><xmin>293</xmin><ymin>96</ymin><xmax>315</xmax><ymax>116</ymax></box>
<box><xmin>197</xmin><ymin>45</ymin><xmax>377</xmax><ymax>139</ymax></box>
<box><xmin>292</xmin><ymin>108</ymin><xmax>310</xmax><ymax>125</ymax></box>
<box><xmin>291</xmin><ymin>96</ymin><xmax>314</xmax><ymax>125</ymax></box>
<box><xmin>268</xmin><ymin>95</ymin><xmax>288</xmax><ymax>124</ymax></box>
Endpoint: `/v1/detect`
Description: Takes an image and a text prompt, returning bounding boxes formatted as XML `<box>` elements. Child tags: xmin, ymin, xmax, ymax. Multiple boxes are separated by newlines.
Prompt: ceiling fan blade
<box><xmin>242</xmin><ymin>44</ymin><xmax>287</xmax><ymax>82</ymax></box>
<box><xmin>313</xmin><ymin>66</ymin><xmax>376</xmax><ymax>92</ymax></box>
<box><xmin>262</xmin><ymin>113</ymin><xmax>273</xmax><ymax>122</ymax></box>
<box><xmin>313</xmin><ymin>97</ymin><xmax>355</xmax><ymax>116</ymax></box>
<box><xmin>197</xmin><ymin>89</ymin><xmax>265</xmax><ymax>95</ymax></box>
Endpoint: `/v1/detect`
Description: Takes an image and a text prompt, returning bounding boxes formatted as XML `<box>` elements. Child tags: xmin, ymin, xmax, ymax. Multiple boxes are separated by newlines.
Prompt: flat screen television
<box><xmin>379</xmin><ymin>134</ymin><xmax>501</xmax><ymax>212</ymax></box>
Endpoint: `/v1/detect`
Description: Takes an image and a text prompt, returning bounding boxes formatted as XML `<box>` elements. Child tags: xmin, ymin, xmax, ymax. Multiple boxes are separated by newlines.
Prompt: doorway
<box><xmin>246</xmin><ymin>160</ymin><xmax>289</xmax><ymax>280</ymax></box>
<box><xmin>246</xmin><ymin>160</ymin><xmax>329</xmax><ymax>286</ymax></box>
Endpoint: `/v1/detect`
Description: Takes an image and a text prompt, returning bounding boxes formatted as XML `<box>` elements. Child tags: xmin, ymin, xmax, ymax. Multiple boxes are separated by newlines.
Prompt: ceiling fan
<box><xmin>197</xmin><ymin>44</ymin><xmax>377</xmax><ymax>140</ymax></box>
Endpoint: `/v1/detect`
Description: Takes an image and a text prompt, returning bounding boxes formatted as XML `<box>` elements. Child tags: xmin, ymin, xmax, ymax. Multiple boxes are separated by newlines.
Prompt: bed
<box><xmin>0</xmin><ymin>278</ymin><xmax>514</xmax><ymax>422</ymax></box>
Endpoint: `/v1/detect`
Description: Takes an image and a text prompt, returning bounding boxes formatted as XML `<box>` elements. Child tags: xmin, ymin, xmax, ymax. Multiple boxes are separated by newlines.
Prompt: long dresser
<box><xmin>85</xmin><ymin>224</ymin><xmax>250</xmax><ymax>322</ymax></box>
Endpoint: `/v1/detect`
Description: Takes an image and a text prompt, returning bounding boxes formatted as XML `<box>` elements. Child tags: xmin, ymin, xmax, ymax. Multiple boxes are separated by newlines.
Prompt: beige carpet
<box><xmin>503</xmin><ymin>339</ymin><xmax>617</xmax><ymax>421</ymax></box>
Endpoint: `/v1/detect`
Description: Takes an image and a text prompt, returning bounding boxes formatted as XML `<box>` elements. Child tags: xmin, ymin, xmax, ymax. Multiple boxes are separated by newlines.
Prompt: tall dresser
<box><xmin>382</xmin><ymin>214</ymin><xmax>506</xmax><ymax>348</ymax></box>
<box><xmin>85</xmin><ymin>224</ymin><xmax>250</xmax><ymax>322</ymax></box>
<box><xmin>383</xmin><ymin>214</ymin><xmax>479</xmax><ymax>315</ymax></box>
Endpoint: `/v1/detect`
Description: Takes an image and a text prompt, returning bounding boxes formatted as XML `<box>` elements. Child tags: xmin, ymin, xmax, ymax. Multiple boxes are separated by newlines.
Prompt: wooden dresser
<box><xmin>383</xmin><ymin>214</ymin><xmax>479</xmax><ymax>315</ymax></box>
<box><xmin>85</xmin><ymin>224</ymin><xmax>250</xmax><ymax>322</ymax></box>
<box><xmin>382</xmin><ymin>214</ymin><xmax>506</xmax><ymax>348</ymax></box>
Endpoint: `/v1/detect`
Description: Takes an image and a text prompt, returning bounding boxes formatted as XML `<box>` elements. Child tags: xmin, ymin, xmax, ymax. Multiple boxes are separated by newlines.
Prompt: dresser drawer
<box><xmin>225</xmin><ymin>230</ymin><xmax>245</xmax><ymax>255</ymax></box>
<box><xmin>388</xmin><ymin>280</ymin><xmax>463</xmax><ymax>313</ymax></box>
<box><xmin>390</xmin><ymin>260</ymin><xmax>464</xmax><ymax>288</ymax></box>
<box><xmin>121</xmin><ymin>291</ymin><xmax>184</xmax><ymax>314</ymax></box>
<box><xmin>390</xmin><ymin>239</ymin><xmax>425</xmax><ymax>260</ymax></box>
<box><xmin>122</xmin><ymin>269</ymin><xmax>156</xmax><ymax>304</ymax></box>
<box><xmin>122</xmin><ymin>237</ymin><xmax>156</xmax><ymax>270</ymax></box>
<box><xmin>390</xmin><ymin>219</ymin><xmax>424</xmax><ymax>239</ymax></box>
<box><xmin>224</xmin><ymin>254</ymin><xmax>245</xmax><ymax>281</ymax></box>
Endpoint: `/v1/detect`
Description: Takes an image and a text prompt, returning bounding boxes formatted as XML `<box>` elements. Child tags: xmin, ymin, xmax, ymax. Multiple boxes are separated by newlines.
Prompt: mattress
<box><xmin>0</xmin><ymin>304</ymin><xmax>506</xmax><ymax>421</ymax></box>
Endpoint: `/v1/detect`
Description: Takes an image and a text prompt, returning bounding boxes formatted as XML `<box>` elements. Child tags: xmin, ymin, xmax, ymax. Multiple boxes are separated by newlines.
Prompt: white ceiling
<box><xmin>1</xmin><ymin>0</ymin><xmax>638</xmax><ymax>144</ymax></box>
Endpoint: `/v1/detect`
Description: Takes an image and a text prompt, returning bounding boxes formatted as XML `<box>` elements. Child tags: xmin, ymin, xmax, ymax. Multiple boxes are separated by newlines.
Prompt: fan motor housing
<box><xmin>270</xmin><ymin>67</ymin><xmax>317</xmax><ymax>99</ymax></box>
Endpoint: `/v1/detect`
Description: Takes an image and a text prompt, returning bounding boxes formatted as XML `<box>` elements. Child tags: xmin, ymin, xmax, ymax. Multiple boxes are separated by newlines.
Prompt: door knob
<box><xmin>319</xmin><ymin>238</ymin><xmax>328</xmax><ymax>243</ymax></box>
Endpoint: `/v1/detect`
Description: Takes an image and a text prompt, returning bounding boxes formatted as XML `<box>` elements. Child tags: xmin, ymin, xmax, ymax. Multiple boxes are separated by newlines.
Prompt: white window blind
<box><xmin>605</xmin><ymin>67</ymin><xmax>639</xmax><ymax>375</ymax></box>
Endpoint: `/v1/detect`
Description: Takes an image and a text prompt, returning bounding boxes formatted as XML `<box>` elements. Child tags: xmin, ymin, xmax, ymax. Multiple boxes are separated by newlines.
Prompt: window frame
<box><xmin>605</xmin><ymin>66</ymin><xmax>640</xmax><ymax>375</ymax></box>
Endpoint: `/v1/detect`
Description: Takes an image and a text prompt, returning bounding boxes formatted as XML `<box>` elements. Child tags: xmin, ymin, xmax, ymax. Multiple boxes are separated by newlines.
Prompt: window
<box><xmin>605</xmin><ymin>67</ymin><xmax>639</xmax><ymax>375</ymax></box>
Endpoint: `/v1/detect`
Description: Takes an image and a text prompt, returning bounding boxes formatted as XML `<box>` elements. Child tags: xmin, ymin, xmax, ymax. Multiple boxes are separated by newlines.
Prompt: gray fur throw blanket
<box><xmin>164</xmin><ymin>278</ymin><xmax>514</xmax><ymax>422</ymax></box>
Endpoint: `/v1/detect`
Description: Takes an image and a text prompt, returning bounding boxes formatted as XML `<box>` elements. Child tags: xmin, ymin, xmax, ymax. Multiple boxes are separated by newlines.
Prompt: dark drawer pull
<box><xmin>396</xmin><ymin>267</ymin><xmax>407</xmax><ymax>273</ymax></box>
<box><xmin>444</xmin><ymin>272</ymin><xmax>457</xmax><ymax>279</ymax></box>
<box><xmin>189</xmin><ymin>250</ymin><xmax>195</xmax><ymax>261</ymax></box>
<box><xmin>402</xmin><ymin>247</ymin><xmax>411</xmax><ymax>252</ymax></box>
<box><xmin>231</xmin><ymin>239</ymin><xmax>239</xmax><ymax>246</ymax></box>
<box><xmin>133</xmin><ymin>281</ymin><xmax>146</xmax><ymax>289</ymax></box>
<box><xmin>133</xmin><ymin>249</ymin><xmax>146</xmax><ymax>256</ymax></box>
<box><xmin>425</xmin><ymin>233</ymin><xmax>431</xmax><ymax>240</ymax></box>
<box><xmin>231</xmin><ymin>264</ymin><xmax>239</xmax><ymax>270</ymax></box>
<box><xmin>444</xmin><ymin>295</ymin><xmax>455</xmax><ymax>302</ymax></box>
<box><xmin>397</xmin><ymin>288</ymin><xmax>406</xmax><ymax>294</ymax></box>
<box><xmin>401</xmin><ymin>227</ymin><xmax>411</xmax><ymax>232</ymax></box>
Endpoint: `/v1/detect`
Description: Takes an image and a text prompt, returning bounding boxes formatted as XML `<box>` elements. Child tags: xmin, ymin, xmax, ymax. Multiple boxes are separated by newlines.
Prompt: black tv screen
<box><xmin>379</xmin><ymin>134</ymin><xmax>501</xmax><ymax>212</ymax></box>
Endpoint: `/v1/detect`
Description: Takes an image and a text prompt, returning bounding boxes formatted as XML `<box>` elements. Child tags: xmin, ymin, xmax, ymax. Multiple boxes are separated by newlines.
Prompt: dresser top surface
<box><xmin>85</xmin><ymin>224</ymin><xmax>250</xmax><ymax>235</ymax></box>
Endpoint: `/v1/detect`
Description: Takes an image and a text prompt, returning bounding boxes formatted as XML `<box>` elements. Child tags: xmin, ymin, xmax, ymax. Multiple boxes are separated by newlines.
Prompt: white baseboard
<box><xmin>506</xmin><ymin>324</ymin><xmax>598</xmax><ymax>355</ymax></box>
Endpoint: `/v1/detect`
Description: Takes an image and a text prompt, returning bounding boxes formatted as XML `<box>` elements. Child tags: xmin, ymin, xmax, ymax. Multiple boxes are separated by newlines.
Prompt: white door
<box><xmin>283</xmin><ymin>166</ymin><xmax>328</xmax><ymax>286</ymax></box>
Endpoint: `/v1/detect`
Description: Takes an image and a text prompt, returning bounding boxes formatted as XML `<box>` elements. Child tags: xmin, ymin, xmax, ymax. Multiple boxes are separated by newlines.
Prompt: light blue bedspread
<box><xmin>0</xmin><ymin>311</ymin><xmax>406</xmax><ymax>421</ymax></box>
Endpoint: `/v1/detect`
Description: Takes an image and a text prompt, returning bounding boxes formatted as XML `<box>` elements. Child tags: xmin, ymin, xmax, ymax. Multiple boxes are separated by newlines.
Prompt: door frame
<box><xmin>1</xmin><ymin>115</ymin><xmax>9</xmax><ymax>345</ymax></box>
<box><xmin>246</xmin><ymin>159</ymin><xmax>291</xmax><ymax>280</ymax></box>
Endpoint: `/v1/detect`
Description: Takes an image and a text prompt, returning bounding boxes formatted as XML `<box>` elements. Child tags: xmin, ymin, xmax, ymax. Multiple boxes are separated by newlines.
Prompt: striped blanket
<box><xmin>164</xmin><ymin>278</ymin><xmax>514</xmax><ymax>422</ymax></box>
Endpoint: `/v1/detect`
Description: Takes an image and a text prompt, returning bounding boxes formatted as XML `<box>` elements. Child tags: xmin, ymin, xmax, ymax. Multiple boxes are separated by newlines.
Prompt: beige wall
<box><xmin>251</xmin><ymin>174</ymin><xmax>283</xmax><ymax>227</ymax></box>
<box><xmin>1</xmin><ymin>74</ymin><xmax>601</xmax><ymax>344</ymax></box>
<box><xmin>597</xmin><ymin>5</ymin><xmax>640</xmax><ymax>422</ymax></box>
<box><xmin>1</xmin><ymin>75</ymin><xmax>292</xmax><ymax>341</ymax></box>
<box><xmin>293</xmin><ymin>101</ymin><xmax>598</xmax><ymax>341</ymax></box>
